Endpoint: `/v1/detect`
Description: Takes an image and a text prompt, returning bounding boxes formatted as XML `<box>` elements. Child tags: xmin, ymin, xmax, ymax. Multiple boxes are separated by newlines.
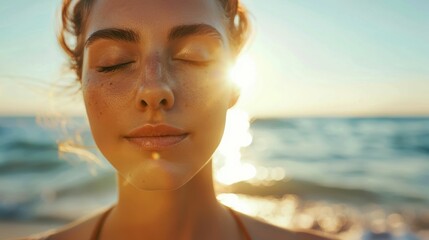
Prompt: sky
<box><xmin>0</xmin><ymin>0</ymin><xmax>428</xmax><ymax>117</ymax></box>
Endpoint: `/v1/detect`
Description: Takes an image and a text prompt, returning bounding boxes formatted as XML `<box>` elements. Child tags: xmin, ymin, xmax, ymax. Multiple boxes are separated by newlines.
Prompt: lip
<box><xmin>124</xmin><ymin>124</ymin><xmax>188</xmax><ymax>151</ymax></box>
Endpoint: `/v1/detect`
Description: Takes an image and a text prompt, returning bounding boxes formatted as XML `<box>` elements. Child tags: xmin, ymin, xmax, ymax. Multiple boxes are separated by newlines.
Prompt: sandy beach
<box><xmin>0</xmin><ymin>221</ymin><xmax>65</xmax><ymax>240</ymax></box>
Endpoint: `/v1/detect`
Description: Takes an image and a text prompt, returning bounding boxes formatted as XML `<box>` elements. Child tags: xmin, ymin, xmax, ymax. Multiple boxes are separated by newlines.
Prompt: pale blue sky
<box><xmin>0</xmin><ymin>0</ymin><xmax>428</xmax><ymax>116</ymax></box>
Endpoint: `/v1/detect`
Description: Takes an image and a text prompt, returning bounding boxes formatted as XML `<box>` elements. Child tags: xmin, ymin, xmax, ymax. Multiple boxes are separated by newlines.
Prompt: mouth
<box><xmin>124</xmin><ymin>124</ymin><xmax>188</xmax><ymax>151</ymax></box>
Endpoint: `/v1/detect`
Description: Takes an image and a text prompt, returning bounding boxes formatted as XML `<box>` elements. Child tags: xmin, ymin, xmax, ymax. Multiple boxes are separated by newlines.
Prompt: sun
<box><xmin>229</xmin><ymin>53</ymin><xmax>257</xmax><ymax>96</ymax></box>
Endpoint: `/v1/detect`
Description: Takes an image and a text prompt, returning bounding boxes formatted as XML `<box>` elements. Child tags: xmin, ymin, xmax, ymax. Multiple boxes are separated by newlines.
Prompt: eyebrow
<box><xmin>85</xmin><ymin>28</ymin><xmax>140</xmax><ymax>48</ymax></box>
<box><xmin>168</xmin><ymin>24</ymin><xmax>223</xmax><ymax>43</ymax></box>
<box><xmin>85</xmin><ymin>24</ymin><xmax>223</xmax><ymax>48</ymax></box>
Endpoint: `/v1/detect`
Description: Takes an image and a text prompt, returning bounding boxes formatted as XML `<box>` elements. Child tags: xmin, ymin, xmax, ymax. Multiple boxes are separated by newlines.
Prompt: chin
<box><xmin>119</xmin><ymin>158</ymin><xmax>200</xmax><ymax>191</ymax></box>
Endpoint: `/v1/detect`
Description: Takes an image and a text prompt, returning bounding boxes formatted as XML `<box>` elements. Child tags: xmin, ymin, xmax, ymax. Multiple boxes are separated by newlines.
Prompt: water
<box><xmin>242</xmin><ymin>117</ymin><xmax>429</xmax><ymax>206</ymax></box>
<box><xmin>1</xmin><ymin>116</ymin><xmax>428</xmax><ymax>239</ymax></box>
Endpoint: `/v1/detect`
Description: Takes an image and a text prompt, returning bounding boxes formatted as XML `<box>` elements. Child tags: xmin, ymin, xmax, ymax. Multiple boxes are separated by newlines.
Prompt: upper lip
<box><xmin>125</xmin><ymin>124</ymin><xmax>187</xmax><ymax>138</ymax></box>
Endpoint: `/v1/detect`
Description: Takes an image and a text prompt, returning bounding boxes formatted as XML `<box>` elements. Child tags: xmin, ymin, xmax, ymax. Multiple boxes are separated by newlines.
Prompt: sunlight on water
<box><xmin>216</xmin><ymin>192</ymin><xmax>429</xmax><ymax>239</ymax></box>
<box><xmin>217</xmin><ymin>193</ymin><xmax>255</xmax><ymax>215</ymax></box>
<box><xmin>252</xmin><ymin>166</ymin><xmax>286</xmax><ymax>183</ymax></box>
<box><xmin>215</xmin><ymin>109</ymin><xmax>255</xmax><ymax>185</ymax></box>
<box><xmin>217</xmin><ymin>193</ymin><xmax>416</xmax><ymax>239</ymax></box>
<box><xmin>217</xmin><ymin>193</ymin><xmax>299</xmax><ymax>229</ymax></box>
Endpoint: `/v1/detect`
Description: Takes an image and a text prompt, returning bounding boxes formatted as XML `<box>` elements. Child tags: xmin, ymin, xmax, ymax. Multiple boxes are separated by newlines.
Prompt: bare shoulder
<box><xmin>234</xmin><ymin>210</ymin><xmax>339</xmax><ymax>240</ymax></box>
<box><xmin>14</xmin><ymin>207</ymin><xmax>108</xmax><ymax>240</ymax></box>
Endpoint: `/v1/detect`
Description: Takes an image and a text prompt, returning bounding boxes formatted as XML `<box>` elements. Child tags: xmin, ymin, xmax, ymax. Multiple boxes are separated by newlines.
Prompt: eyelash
<box><xmin>175</xmin><ymin>59</ymin><xmax>212</xmax><ymax>67</ymax></box>
<box><xmin>95</xmin><ymin>58</ymin><xmax>211</xmax><ymax>73</ymax></box>
<box><xmin>96</xmin><ymin>61</ymin><xmax>135</xmax><ymax>73</ymax></box>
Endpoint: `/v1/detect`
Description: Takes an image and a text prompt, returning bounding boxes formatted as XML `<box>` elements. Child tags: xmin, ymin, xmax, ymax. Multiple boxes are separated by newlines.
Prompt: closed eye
<box><xmin>96</xmin><ymin>61</ymin><xmax>135</xmax><ymax>73</ymax></box>
<box><xmin>173</xmin><ymin>58</ymin><xmax>212</xmax><ymax>67</ymax></box>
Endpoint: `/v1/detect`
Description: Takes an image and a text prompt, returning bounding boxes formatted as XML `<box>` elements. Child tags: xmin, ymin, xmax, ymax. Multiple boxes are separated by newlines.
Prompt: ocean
<box><xmin>0</xmin><ymin>115</ymin><xmax>428</xmax><ymax>239</ymax></box>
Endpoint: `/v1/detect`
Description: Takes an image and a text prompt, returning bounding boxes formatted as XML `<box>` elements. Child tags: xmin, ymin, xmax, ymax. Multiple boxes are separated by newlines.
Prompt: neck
<box><xmin>103</xmin><ymin>161</ymin><xmax>240</xmax><ymax>240</ymax></box>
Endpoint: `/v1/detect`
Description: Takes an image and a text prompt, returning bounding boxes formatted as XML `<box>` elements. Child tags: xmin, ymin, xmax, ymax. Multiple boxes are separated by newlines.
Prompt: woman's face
<box><xmin>81</xmin><ymin>0</ymin><xmax>238</xmax><ymax>190</ymax></box>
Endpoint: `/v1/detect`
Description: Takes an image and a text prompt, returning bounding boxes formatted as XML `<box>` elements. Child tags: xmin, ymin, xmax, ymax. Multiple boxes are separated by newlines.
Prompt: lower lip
<box><xmin>125</xmin><ymin>134</ymin><xmax>188</xmax><ymax>151</ymax></box>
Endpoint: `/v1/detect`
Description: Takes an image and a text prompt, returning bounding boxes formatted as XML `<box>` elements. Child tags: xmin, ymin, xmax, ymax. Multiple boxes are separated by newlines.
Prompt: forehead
<box><xmin>86</xmin><ymin>0</ymin><xmax>227</xmax><ymax>41</ymax></box>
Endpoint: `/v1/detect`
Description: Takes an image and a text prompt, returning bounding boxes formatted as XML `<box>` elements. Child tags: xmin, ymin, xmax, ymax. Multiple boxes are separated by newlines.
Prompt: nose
<box><xmin>137</xmin><ymin>84</ymin><xmax>174</xmax><ymax>111</ymax></box>
<box><xmin>135</xmin><ymin>56</ymin><xmax>174</xmax><ymax>111</ymax></box>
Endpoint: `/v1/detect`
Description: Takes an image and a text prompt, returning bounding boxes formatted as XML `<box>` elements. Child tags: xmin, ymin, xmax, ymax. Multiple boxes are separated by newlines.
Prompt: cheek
<box><xmin>82</xmin><ymin>72</ymin><xmax>137</xmax><ymax>118</ymax></box>
<box><xmin>176</xmin><ymin>67</ymin><xmax>231</xmax><ymax>146</ymax></box>
<box><xmin>82</xmin><ymin>79</ymin><xmax>113</xmax><ymax>151</ymax></box>
<box><xmin>81</xmin><ymin>73</ymin><xmax>136</xmax><ymax>152</ymax></box>
<box><xmin>83</xmin><ymin>79</ymin><xmax>107</xmax><ymax>120</ymax></box>
<box><xmin>174</xmin><ymin>66</ymin><xmax>231</xmax><ymax>110</ymax></box>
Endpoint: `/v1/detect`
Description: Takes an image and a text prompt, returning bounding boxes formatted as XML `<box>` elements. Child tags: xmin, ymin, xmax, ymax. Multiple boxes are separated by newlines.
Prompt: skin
<box><xmin>21</xmin><ymin>0</ymin><xmax>336</xmax><ymax>239</ymax></box>
<box><xmin>82</xmin><ymin>0</ymin><xmax>236</xmax><ymax>192</ymax></box>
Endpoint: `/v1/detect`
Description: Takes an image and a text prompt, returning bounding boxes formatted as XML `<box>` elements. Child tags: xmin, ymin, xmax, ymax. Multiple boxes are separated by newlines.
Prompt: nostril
<box><xmin>160</xmin><ymin>99</ymin><xmax>167</xmax><ymax>106</ymax></box>
<box><xmin>140</xmin><ymin>100</ymin><xmax>148</xmax><ymax>107</ymax></box>
<box><xmin>137</xmin><ymin>88</ymin><xmax>174</xmax><ymax>110</ymax></box>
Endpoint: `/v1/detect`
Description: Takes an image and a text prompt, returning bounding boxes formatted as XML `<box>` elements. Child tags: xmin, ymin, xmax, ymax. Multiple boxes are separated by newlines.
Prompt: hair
<box><xmin>58</xmin><ymin>0</ymin><xmax>252</xmax><ymax>82</ymax></box>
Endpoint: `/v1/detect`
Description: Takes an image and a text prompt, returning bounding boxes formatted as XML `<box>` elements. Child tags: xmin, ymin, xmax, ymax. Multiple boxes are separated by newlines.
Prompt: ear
<box><xmin>228</xmin><ymin>84</ymin><xmax>240</xmax><ymax>109</ymax></box>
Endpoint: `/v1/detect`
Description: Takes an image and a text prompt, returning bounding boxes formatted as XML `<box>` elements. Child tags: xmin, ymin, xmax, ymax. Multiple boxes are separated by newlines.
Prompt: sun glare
<box><xmin>213</xmin><ymin>54</ymin><xmax>259</xmax><ymax>185</ymax></box>
<box><xmin>229</xmin><ymin>53</ymin><xmax>257</xmax><ymax>97</ymax></box>
<box><xmin>215</xmin><ymin>109</ymin><xmax>256</xmax><ymax>185</ymax></box>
